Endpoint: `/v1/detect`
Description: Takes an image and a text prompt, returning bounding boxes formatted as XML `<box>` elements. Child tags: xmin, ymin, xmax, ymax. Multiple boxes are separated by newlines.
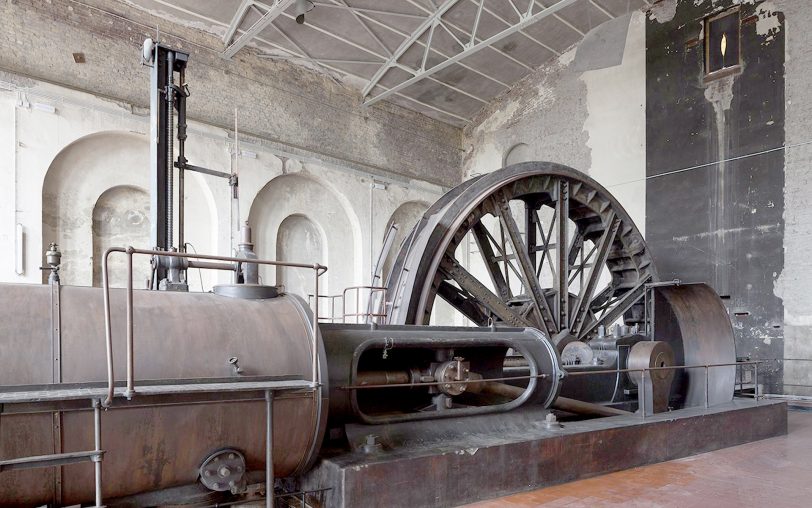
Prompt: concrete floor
<box><xmin>467</xmin><ymin>408</ymin><xmax>811</xmax><ymax>508</ymax></box>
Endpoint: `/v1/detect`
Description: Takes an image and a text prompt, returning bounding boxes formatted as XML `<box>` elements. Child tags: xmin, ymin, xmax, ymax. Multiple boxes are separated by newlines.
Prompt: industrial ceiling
<box><xmin>127</xmin><ymin>0</ymin><xmax>650</xmax><ymax>126</ymax></box>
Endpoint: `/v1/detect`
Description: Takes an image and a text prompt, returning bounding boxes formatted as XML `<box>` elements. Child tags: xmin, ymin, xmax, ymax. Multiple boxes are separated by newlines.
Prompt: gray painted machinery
<box><xmin>0</xmin><ymin>41</ymin><xmax>741</xmax><ymax>507</ymax></box>
<box><xmin>0</xmin><ymin>163</ymin><xmax>739</xmax><ymax>506</ymax></box>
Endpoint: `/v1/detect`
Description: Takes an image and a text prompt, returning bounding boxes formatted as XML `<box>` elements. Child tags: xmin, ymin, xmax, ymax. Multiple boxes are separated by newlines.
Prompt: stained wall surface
<box><xmin>462</xmin><ymin>1</ymin><xmax>812</xmax><ymax>395</ymax></box>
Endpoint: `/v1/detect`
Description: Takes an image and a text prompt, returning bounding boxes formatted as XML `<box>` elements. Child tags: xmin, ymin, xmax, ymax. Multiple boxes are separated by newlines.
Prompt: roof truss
<box><xmin>362</xmin><ymin>0</ymin><xmax>580</xmax><ymax>106</ymax></box>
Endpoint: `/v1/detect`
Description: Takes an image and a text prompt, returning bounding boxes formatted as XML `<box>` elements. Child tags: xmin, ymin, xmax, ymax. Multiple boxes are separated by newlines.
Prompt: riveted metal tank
<box><xmin>0</xmin><ymin>283</ymin><xmax>328</xmax><ymax>506</ymax></box>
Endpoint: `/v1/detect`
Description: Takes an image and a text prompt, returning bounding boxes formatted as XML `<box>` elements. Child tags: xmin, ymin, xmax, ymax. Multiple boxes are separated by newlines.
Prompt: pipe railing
<box><xmin>343</xmin><ymin>285</ymin><xmax>387</xmax><ymax>324</ymax></box>
<box><xmin>307</xmin><ymin>293</ymin><xmax>344</xmax><ymax>323</ymax></box>
<box><xmin>101</xmin><ymin>246</ymin><xmax>327</xmax><ymax>407</ymax></box>
<box><xmin>338</xmin><ymin>360</ymin><xmax>762</xmax><ymax>417</ymax></box>
<box><xmin>308</xmin><ymin>285</ymin><xmax>389</xmax><ymax>324</ymax></box>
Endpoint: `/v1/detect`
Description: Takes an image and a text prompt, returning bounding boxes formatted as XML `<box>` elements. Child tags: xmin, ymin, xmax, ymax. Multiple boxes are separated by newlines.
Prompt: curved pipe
<box><xmin>101</xmin><ymin>246</ymin><xmax>126</xmax><ymax>406</ymax></box>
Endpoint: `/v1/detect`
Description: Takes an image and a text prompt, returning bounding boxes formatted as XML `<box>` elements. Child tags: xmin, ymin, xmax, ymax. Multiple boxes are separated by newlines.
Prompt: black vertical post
<box><xmin>149</xmin><ymin>44</ymin><xmax>188</xmax><ymax>286</ymax></box>
<box><xmin>149</xmin><ymin>45</ymin><xmax>169</xmax><ymax>256</ymax></box>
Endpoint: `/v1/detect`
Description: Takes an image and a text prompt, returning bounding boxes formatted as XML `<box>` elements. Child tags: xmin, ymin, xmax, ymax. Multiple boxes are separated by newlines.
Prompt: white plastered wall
<box><xmin>0</xmin><ymin>76</ymin><xmax>445</xmax><ymax>311</ymax></box>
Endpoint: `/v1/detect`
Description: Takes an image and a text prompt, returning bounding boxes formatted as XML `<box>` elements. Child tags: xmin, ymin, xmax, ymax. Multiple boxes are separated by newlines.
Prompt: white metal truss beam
<box><xmin>338</xmin><ymin>3</ymin><xmax>511</xmax><ymax>89</ymax></box>
<box><xmin>149</xmin><ymin>0</ymin><xmax>472</xmax><ymax>123</ymax></box>
<box><xmin>363</xmin><ymin>0</ymin><xmax>579</xmax><ymax>106</ymax></box>
<box><xmin>260</xmin><ymin>0</ymin><xmax>492</xmax><ymax>104</ymax></box>
<box><xmin>466</xmin><ymin>0</ymin><xmax>561</xmax><ymax>56</ymax></box>
<box><xmin>361</xmin><ymin>0</ymin><xmax>463</xmax><ymax>98</ymax></box>
<box><xmin>406</xmin><ymin>0</ymin><xmax>534</xmax><ymax>70</ymax></box>
<box><xmin>223</xmin><ymin>0</ymin><xmax>255</xmax><ymax>46</ymax></box>
<box><xmin>311</xmin><ymin>2</ymin><xmax>426</xmax><ymax>19</ymax></box>
<box><xmin>222</xmin><ymin>0</ymin><xmax>296</xmax><ymax>59</ymax></box>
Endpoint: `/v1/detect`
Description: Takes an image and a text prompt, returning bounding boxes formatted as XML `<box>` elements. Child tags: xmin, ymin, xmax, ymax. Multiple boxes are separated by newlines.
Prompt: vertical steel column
<box><xmin>266</xmin><ymin>390</ymin><xmax>274</xmax><ymax>508</ymax></box>
<box><xmin>166</xmin><ymin>50</ymin><xmax>175</xmax><ymax>250</ymax></box>
<box><xmin>177</xmin><ymin>65</ymin><xmax>187</xmax><ymax>253</ymax></box>
<box><xmin>313</xmin><ymin>268</ymin><xmax>320</xmax><ymax>385</ymax></box>
<box><xmin>704</xmin><ymin>366</ymin><xmax>710</xmax><ymax>408</ymax></box>
<box><xmin>50</xmin><ymin>276</ymin><xmax>63</xmax><ymax>504</ymax></box>
<box><xmin>149</xmin><ymin>45</ymin><xmax>169</xmax><ymax>262</ymax></box>
<box><xmin>149</xmin><ymin>44</ymin><xmax>189</xmax><ymax>285</ymax></box>
<box><xmin>93</xmin><ymin>398</ymin><xmax>103</xmax><ymax>507</ymax></box>
<box><xmin>126</xmin><ymin>250</ymin><xmax>134</xmax><ymax>398</ymax></box>
<box><xmin>640</xmin><ymin>369</ymin><xmax>647</xmax><ymax>418</ymax></box>
<box><xmin>525</xmin><ymin>200</ymin><xmax>537</xmax><ymax>270</ymax></box>
<box><xmin>556</xmin><ymin>181</ymin><xmax>569</xmax><ymax>330</ymax></box>
<box><xmin>754</xmin><ymin>363</ymin><xmax>759</xmax><ymax>402</ymax></box>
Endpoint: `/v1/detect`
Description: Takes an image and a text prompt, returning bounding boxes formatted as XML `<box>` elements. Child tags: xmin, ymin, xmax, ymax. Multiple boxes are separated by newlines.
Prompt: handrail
<box><xmin>308</xmin><ymin>286</ymin><xmax>389</xmax><ymax>324</ymax></box>
<box><xmin>101</xmin><ymin>246</ymin><xmax>327</xmax><ymax>407</ymax></box>
<box><xmin>307</xmin><ymin>293</ymin><xmax>344</xmax><ymax>322</ymax></box>
<box><xmin>342</xmin><ymin>285</ymin><xmax>387</xmax><ymax>324</ymax></box>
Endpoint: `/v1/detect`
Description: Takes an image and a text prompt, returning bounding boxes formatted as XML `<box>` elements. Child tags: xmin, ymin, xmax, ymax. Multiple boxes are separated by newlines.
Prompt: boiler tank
<box><xmin>0</xmin><ymin>283</ymin><xmax>327</xmax><ymax>506</ymax></box>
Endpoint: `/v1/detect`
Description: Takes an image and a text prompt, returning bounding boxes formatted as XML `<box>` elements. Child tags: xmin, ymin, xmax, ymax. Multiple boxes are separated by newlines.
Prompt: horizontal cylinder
<box><xmin>0</xmin><ymin>282</ymin><xmax>327</xmax><ymax>505</ymax></box>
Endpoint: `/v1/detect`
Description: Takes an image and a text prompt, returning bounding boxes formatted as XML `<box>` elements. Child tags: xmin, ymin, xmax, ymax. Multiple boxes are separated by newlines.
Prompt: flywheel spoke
<box><xmin>570</xmin><ymin>213</ymin><xmax>619</xmax><ymax>336</ymax></box>
<box><xmin>471</xmin><ymin>222</ymin><xmax>512</xmax><ymax>301</ymax></box>
<box><xmin>439</xmin><ymin>254</ymin><xmax>533</xmax><ymax>328</ymax></box>
<box><xmin>492</xmin><ymin>191</ymin><xmax>556</xmax><ymax>336</ymax></box>
<box><xmin>556</xmin><ymin>180</ymin><xmax>569</xmax><ymax>331</ymax></box>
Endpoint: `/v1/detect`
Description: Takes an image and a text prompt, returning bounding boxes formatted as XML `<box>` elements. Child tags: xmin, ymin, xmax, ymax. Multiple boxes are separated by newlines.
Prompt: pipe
<box><xmin>93</xmin><ymin>398</ymin><xmax>102</xmax><ymax>507</ymax></box>
<box><xmin>476</xmin><ymin>381</ymin><xmax>632</xmax><ymax>417</ymax></box>
<box><xmin>177</xmin><ymin>66</ymin><xmax>186</xmax><ymax>253</ymax></box>
<box><xmin>126</xmin><ymin>249</ymin><xmax>134</xmax><ymax>398</ymax></box>
<box><xmin>187</xmin><ymin>260</ymin><xmax>236</xmax><ymax>271</ymax></box>
<box><xmin>353</xmin><ymin>369</ymin><xmax>629</xmax><ymax>418</ymax></box>
<box><xmin>265</xmin><ymin>390</ymin><xmax>274</xmax><ymax>508</ymax></box>
<box><xmin>356</xmin><ymin>370</ymin><xmax>412</xmax><ymax>386</ymax></box>
<box><xmin>101</xmin><ymin>247</ymin><xmax>124</xmax><ymax>407</ymax></box>
<box><xmin>552</xmin><ymin>396</ymin><xmax>632</xmax><ymax>417</ymax></box>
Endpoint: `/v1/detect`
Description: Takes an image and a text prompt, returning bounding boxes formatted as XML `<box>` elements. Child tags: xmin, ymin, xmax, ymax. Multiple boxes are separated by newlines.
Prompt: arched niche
<box><xmin>380</xmin><ymin>201</ymin><xmax>430</xmax><ymax>284</ymax></box>
<box><xmin>92</xmin><ymin>185</ymin><xmax>150</xmax><ymax>288</ymax></box>
<box><xmin>42</xmin><ymin>131</ymin><xmax>217</xmax><ymax>288</ymax></box>
<box><xmin>276</xmin><ymin>214</ymin><xmax>324</xmax><ymax>297</ymax></box>
<box><xmin>248</xmin><ymin>173</ymin><xmax>361</xmax><ymax>297</ymax></box>
<box><xmin>503</xmin><ymin>142</ymin><xmax>532</xmax><ymax>166</ymax></box>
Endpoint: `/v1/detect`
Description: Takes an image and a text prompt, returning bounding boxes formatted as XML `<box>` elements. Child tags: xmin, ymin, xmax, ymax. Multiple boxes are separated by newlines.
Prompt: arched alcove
<box><xmin>248</xmin><ymin>173</ymin><xmax>361</xmax><ymax>297</ymax></box>
<box><xmin>41</xmin><ymin>131</ymin><xmax>218</xmax><ymax>288</ymax></box>
<box><xmin>92</xmin><ymin>186</ymin><xmax>150</xmax><ymax>288</ymax></box>
<box><xmin>503</xmin><ymin>142</ymin><xmax>532</xmax><ymax>166</ymax></box>
<box><xmin>276</xmin><ymin>214</ymin><xmax>324</xmax><ymax>297</ymax></box>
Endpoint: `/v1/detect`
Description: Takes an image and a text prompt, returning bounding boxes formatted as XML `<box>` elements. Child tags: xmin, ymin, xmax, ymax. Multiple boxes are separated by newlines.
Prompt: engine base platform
<box><xmin>300</xmin><ymin>399</ymin><xmax>787</xmax><ymax>508</ymax></box>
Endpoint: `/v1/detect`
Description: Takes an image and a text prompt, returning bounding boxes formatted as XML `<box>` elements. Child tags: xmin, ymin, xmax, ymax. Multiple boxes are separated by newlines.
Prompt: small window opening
<box><xmin>705</xmin><ymin>8</ymin><xmax>741</xmax><ymax>79</ymax></box>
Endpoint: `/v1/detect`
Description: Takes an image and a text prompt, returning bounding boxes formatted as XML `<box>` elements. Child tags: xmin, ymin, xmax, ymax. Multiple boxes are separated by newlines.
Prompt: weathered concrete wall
<box><xmin>772</xmin><ymin>0</ymin><xmax>812</xmax><ymax>396</ymax></box>
<box><xmin>462</xmin><ymin>12</ymin><xmax>647</xmax><ymax>231</ymax></box>
<box><xmin>461</xmin><ymin>0</ymin><xmax>812</xmax><ymax>395</ymax></box>
<box><xmin>0</xmin><ymin>0</ymin><xmax>462</xmax><ymax>187</ymax></box>
<box><xmin>646</xmin><ymin>0</ymin><xmax>786</xmax><ymax>393</ymax></box>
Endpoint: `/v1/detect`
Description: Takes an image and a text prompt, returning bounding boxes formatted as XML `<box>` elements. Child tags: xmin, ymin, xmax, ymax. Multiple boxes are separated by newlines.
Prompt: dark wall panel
<box><xmin>646</xmin><ymin>0</ymin><xmax>785</xmax><ymax>391</ymax></box>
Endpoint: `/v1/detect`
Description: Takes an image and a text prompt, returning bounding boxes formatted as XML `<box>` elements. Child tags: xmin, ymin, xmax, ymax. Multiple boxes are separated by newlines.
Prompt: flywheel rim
<box><xmin>386</xmin><ymin>162</ymin><xmax>658</xmax><ymax>342</ymax></box>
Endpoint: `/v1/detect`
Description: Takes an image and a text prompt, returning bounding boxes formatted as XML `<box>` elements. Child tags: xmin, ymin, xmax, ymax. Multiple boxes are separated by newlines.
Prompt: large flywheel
<box><xmin>386</xmin><ymin>162</ymin><xmax>657</xmax><ymax>344</ymax></box>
